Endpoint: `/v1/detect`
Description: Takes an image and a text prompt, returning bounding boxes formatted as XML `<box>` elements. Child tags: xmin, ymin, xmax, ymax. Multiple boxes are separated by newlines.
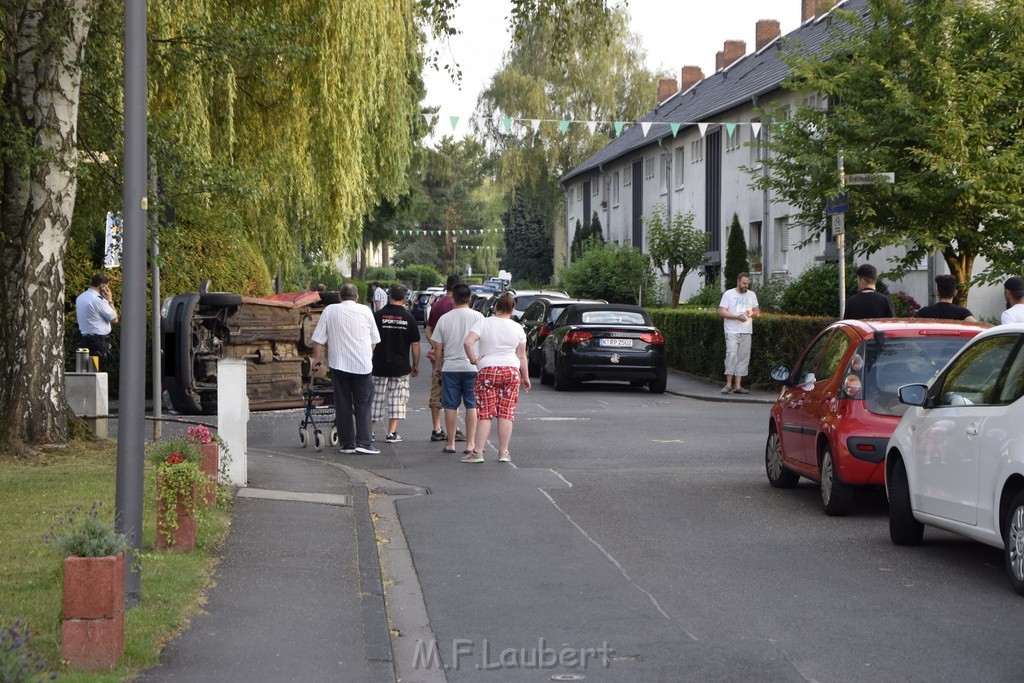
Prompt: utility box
<box><xmin>66</xmin><ymin>372</ymin><xmax>109</xmax><ymax>438</ymax></box>
<box><xmin>217</xmin><ymin>359</ymin><xmax>249</xmax><ymax>487</ymax></box>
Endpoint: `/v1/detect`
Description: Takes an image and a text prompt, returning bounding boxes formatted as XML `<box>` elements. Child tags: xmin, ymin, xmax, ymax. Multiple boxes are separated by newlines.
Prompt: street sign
<box><xmin>832</xmin><ymin>213</ymin><xmax>845</xmax><ymax>235</ymax></box>
<box><xmin>845</xmin><ymin>172</ymin><xmax>895</xmax><ymax>185</ymax></box>
<box><xmin>826</xmin><ymin>192</ymin><xmax>849</xmax><ymax>215</ymax></box>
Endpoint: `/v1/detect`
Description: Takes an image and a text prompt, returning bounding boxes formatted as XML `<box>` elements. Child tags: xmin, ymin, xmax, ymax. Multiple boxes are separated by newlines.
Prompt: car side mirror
<box><xmin>769</xmin><ymin>364</ymin><xmax>791</xmax><ymax>382</ymax></box>
<box><xmin>898</xmin><ymin>384</ymin><xmax>929</xmax><ymax>407</ymax></box>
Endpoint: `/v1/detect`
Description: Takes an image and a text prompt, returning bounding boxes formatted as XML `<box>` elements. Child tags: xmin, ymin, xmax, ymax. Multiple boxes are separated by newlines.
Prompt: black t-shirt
<box><xmin>916</xmin><ymin>301</ymin><xmax>973</xmax><ymax>321</ymax></box>
<box><xmin>843</xmin><ymin>290</ymin><xmax>894</xmax><ymax>319</ymax></box>
<box><xmin>372</xmin><ymin>304</ymin><xmax>421</xmax><ymax>377</ymax></box>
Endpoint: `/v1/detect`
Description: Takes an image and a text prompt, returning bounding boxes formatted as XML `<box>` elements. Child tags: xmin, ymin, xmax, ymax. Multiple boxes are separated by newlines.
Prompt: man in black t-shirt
<box><xmin>843</xmin><ymin>263</ymin><xmax>895</xmax><ymax>319</ymax></box>
<box><xmin>370</xmin><ymin>285</ymin><xmax>421</xmax><ymax>443</ymax></box>
<box><xmin>916</xmin><ymin>275</ymin><xmax>976</xmax><ymax>321</ymax></box>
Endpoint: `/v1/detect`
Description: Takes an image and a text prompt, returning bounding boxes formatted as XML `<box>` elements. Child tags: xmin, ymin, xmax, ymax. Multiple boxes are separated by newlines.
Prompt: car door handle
<box><xmin>966</xmin><ymin>424</ymin><xmax>979</xmax><ymax>436</ymax></box>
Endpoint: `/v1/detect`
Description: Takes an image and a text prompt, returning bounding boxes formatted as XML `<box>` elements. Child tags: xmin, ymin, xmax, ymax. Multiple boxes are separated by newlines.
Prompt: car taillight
<box><xmin>539</xmin><ymin>326</ymin><xmax>551</xmax><ymax>338</ymax></box>
<box><xmin>639</xmin><ymin>332</ymin><xmax>665</xmax><ymax>344</ymax></box>
<box><xmin>564</xmin><ymin>331</ymin><xmax>593</xmax><ymax>343</ymax></box>
<box><xmin>842</xmin><ymin>373</ymin><xmax>862</xmax><ymax>399</ymax></box>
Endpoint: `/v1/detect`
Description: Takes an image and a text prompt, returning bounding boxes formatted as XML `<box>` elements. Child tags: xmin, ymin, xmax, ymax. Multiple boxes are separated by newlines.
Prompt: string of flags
<box><xmin>422</xmin><ymin>113</ymin><xmax>763</xmax><ymax>140</ymax></box>
<box><xmin>396</xmin><ymin>227</ymin><xmax>504</xmax><ymax>236</ymax></box>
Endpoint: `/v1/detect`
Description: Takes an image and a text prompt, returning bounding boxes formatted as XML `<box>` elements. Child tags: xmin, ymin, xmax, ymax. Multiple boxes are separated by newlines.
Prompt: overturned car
<box><xmin>162</xmin><ymin>283</ymin><xmax>334</xmax><ymax>414</ymax></box>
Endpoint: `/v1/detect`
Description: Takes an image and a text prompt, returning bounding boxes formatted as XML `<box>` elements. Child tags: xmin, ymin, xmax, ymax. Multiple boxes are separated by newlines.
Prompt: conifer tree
<box><xmin>724</xmin><ymin>213</ymin><xmax>750</xmax><ymax>288</ymax></box>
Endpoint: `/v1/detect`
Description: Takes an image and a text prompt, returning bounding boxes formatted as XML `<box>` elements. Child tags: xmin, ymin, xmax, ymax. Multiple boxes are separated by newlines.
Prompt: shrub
<box><xmin>0</xmin><ymin>621</ymin><xmax>50</xmax><ymax>682</ymax></box>
<box><xmin>891</xmin><ymin>291</ymin><xmax>921</xmax><ymax>317</ymax></box>
<box><xmin>397</xmin><ymin>265</ymin><xmax>443</xmax><ymax>291</ymax></box>
<box><xmin>755</xmin><ymin>273</ymin><xmax>790</xmax><ymax>313</ymax></box>
<box><xmin>685</xmin><ymin>284</ymin><xmax>723</xmax><ymax>308</ymax></box>
<box><xmin>779</xmin><ymin>262</ymin><xmax>851</xmax><ymax>317</ymax></box>
<box><xmin>44</xmin><ymin>502</ymin><xmax>129</xmax><ymax>558</ymax></box>
<box><xmin>365</xmin><ymin>266</ymin><xmax>397</xmax><ymax>282</ymax></box>
<box><xmin>559</xmin><ymin>244</ymin><xmax>657</xmax><ymax>304</ymax></box>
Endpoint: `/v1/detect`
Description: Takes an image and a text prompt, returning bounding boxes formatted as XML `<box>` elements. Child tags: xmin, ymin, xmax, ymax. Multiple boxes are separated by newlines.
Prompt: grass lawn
<box><xmin>0</xmin><ymin>440</ymin><xmax>231</xmax><ymax>682</ymax></box>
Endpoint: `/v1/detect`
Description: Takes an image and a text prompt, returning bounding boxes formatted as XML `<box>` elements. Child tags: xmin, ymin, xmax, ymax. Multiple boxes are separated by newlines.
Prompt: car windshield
<box><xmin>863</xmin><ymin>337</ymin><xmax>969</xmax><ymax>416</ymax></box>
<box><xmin>416</xmin><ymin>293</ymin><xmax>430</xmax><ymax>304</ymax></box>
<box><xmin>580</xmin><ymin>311</ymin><xmax>647</xmax><ymax>325</ymax></box>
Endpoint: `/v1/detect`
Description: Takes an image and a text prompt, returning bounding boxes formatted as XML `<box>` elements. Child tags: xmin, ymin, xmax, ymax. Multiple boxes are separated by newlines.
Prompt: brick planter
<box><xmin>62</xmin><ymin>553</ymin><xmax>125</xmax><ymax>670</ymax></box>
<box><xmin>199</xmin><ymin>442</ymin><xmax>219</xmax><ymax>508</ymax></box>
<box><xmin>155</xmin><ymin>476</ymin><xmax>198</xmax><ymax>552</ymax></box>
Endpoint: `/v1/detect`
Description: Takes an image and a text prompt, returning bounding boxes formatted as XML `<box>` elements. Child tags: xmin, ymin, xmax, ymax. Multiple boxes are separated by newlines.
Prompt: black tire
<box><xmin>1003</xmin><ymin>490</ymin><xmax>1024</xmax><ymax>595</ymax></box>
<box><xmin>553</xmin><ymin>361</ymin><xmax>575</xmax><ymax>392</ymax></box>
<box><xmin>820</xmin><ymin>445</ymin><xmax>853</xmax><ymax>516</ymax></box>
<box><xmin>528</xmin><ymin>352</ymin><xmax>539</xmax><ymax>378</ymax></box>
<box><xmin>648</xmin><ymin>374</ymin><xmax>667</xmax><ymax>394</ymax></box>
<box><xmin>198</xmin><ymin>292</ymin><xmax>243</xmax><ymax>307</ymax></box>
<box><xmin>540</xmin><ymin>361</ymin><xmax>553</xmax><ymax>385</ymax></box>
<box><xmin>765</xmin><ymin>428</ymin><xmax>800</xmax><ymax>488</ymax></box>
<box><xmin>319</xmin><ymin>291</ymin><xmax>341</xmax><ymax>304</ymax></box>
<box><xmin>888</xmin><ymin>457</ymin><xmax>924</xmax><ymax>545</ymax></box>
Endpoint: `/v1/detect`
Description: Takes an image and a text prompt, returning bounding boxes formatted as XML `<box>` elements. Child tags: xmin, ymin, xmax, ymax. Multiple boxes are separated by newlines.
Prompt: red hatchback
<box><xmin>765</xmin><ymin>319</ymin><xmax>986</xmax><ymax>516</ymax></box>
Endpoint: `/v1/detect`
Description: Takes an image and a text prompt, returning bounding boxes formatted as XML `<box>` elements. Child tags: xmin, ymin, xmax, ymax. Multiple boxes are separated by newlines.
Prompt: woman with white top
<box><xmin>461</xmin><ymin>292</ymin><xmax>530</xmax><ymax>463</ymax></box>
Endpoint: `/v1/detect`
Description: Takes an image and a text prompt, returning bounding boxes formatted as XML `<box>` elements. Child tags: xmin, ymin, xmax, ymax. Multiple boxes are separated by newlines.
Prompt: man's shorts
<box><xmin>428</xmin><ymin>374</ymin><xmax>443</xmax><ymax>409</ymax></box>
<box><xmin>724</xmin><ymin>332</ymin><xmax>752</xmax><ymax>377</ymax></box>
<box><xmin>441</xmin><ymin>372</ymin><xmax>477</xmax><ymax>410</ymax></box>
<box><xmin>474</xmin><ymin>366</ymin><xmax>521</xmax><ymax>421</ymax></box>
<box><xmin>371</xmin><ymin>375</ymin><xmax>411</xmax><ymax>421</ymax></box>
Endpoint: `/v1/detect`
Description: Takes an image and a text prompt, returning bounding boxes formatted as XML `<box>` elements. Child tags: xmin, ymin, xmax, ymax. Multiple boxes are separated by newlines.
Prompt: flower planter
<box><xmin>62</xmin><ymin>553</ymin><xmax>125</xmax><ymax>670</ymax></box>
<box><xmin>199</xmin><ymin>442</ymin><xmax>219</xmax><ymax>508</ymax></box>
<box><xmin>155</xmin><ymin>476</ymin><xmax>198</xmax><ymax>552</ymax></box>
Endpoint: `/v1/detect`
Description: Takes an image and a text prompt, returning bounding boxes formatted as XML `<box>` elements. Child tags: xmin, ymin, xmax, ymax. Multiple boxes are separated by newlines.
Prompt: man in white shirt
<box><xmin>372</xmin><ymin>281</ymin><xmax>388</xmax><ymax>312</ymax></box>
<box><xmin>432</xmin><ymin>284</ymin><xmax>483</xmax><ymax>455</ymax></box>
<box><xmin>718</xmin><ymin>273</ymin><xmax>760</xmax><ymax>395</ymax></box>
<box><xmin>311</xmin><ymin>283</ymin><xmax>381</xmax><ymax>454</ymax></box>
<box><xmin>1001</xmin><ymin>277</ymin><xmax>1024</xmax><ymax>325</ymax></box>
<box><xmin>75</xmin><ymin>274</ymin><xmax>119</xmax><ymax>370</ymax></box>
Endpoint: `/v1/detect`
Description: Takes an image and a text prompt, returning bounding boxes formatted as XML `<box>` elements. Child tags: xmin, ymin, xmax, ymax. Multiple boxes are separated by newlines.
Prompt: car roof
<box><xmin>510</xmin><ymin>289</ymin><xmax>570</xmax><ymax>297</ymax></box>
<box><xmin>832</xmin><ymin>318</ymin><xmax>990</xmax><ymax>339</ymax></box>
<box><xmin>562</xmin><ymin>303</ymin><xmax>648</xmax><ymax>315</ymax></box>
<box><xmin>964</xmin><ymin>321</ymin><xmax>1024</xmax><ymax>340</ymax></box>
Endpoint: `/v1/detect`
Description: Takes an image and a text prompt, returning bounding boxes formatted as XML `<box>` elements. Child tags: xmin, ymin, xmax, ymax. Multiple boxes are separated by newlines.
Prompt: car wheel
<box><xmin>299</xmin><ymin>428</ymin><xmax>309</xmax><ymax>448</ymax></box>
<box><xmin>1003</xmin><ymin>490</ymin><xmax>1024</xmax><ymax>595</ymax></box>
<box><xmin>820</xmin><ymin>445</ymin><xmax>852</xmax><ymax>516</ymax></box>
<box><xmin>553</xmin><ymin>361</ymin><xmax>575</xmax><ymax>392</ymax></box>
<box><xmin>539</xmin><ymin>359</ymin><xmax>553</xmax><ymax>385</ymax></box>
<box><xmin>888</xmin><ymin>457</ymin><xmax>924</xmax><ymax>545</ymax></box>
<box><xmin>313</xmin><ymin>430</ymin><xmax>325</xmax><ymax>452</ymax></box>
<box><xmin>765</xmin><ymin>428</ymin><xmax>799</xmax><ymax>488</ymax></box>
<box><xmin>198</xmin><ymin>292</ymin><xmax>243</xmax><ymax>307</ymax></box>
<box><xmin>648</xmin><ymin>374</ymin><xmax>667</xmax><ymax>394</ymax></box>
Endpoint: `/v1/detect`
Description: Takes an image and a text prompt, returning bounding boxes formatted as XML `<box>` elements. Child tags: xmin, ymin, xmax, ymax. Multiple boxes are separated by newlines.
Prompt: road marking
<box><xmin>548</xmin><ymin>468</ymin><xmax>573</xmax><ymax>488</ymax></box>
<box><xmin>526</xmin><ymin>416</ymin><xmax>591</xmax><ymax>421</ymax></box>
<box><xmin>653</xmin><ymin>439</ymin><xmax>683</xmax><ymax>443</ymax></box>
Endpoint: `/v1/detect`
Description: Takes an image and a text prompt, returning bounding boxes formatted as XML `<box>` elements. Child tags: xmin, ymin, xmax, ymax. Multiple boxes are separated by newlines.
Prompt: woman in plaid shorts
<box><xmin>461</xmin><ymin>292</ymin><xmax>531</xmax><ymax>463</ymax></box>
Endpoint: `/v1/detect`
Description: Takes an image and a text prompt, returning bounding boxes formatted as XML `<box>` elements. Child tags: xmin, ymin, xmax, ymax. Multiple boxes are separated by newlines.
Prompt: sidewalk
<box><xmin>665</xmin><ymin>369</ymin><xmax>776</xmax><ymax>404</ymax></box>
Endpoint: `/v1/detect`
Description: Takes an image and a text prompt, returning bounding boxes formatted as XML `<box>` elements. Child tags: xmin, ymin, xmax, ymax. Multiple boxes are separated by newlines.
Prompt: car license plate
<box><xmin>600</xmin><ymin>338</ymin><xmax>632</xmax><ymax>347</ymax></box>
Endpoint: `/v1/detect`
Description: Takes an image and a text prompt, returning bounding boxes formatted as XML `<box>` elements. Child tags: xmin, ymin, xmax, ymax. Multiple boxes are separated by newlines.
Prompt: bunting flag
<box><xmin>502</xmin><ymin>117</ymin><xmax>513</xmax><ymax>133</ymax></box>
<box><xmin>449</xmin><ymin>115</ymin><xmax>460</xmax><ymax>132</ymax></box>
<box><xmin>726</xmin><ymin>123</ymin><xmax>736</xmax><ymax>138</ymax></box>
<box><xmin>670</xmin><ymin>123</ymin><xmax>681</xmax><ymax>138</ymax></box>
<box><xmin>586</xmin><ymin>121</ymin><xmax>598</xmax><ymax>135</ymax></box>
<box><xmin>751</xmin><ymin>122</ymin><xmax>762</xmax><ymax>138</ymax></box>
<box><xmin>559</xmin><ymin>120</ymin><xmax>570</xmax><ymax>134</ymax></box>
<box><xmin>422</xmin><ymin>113</ymin><xmax>437</xmax><ymax>127</ymax></box>
<box><xmin>640</xmin><ymin>122</ymin><xmax>652</xmax><ymax>138</ymax></box>
<box><xmin>531</xmin><ymin>119</ymin><xmax>541</xmax><ymax>133</ymax></box>
<box><xmin>614</xmin><ymin>121</ymin><xmax>625</xmax><ymax>136</ymax></box>
<box><xmin>697</xmin><ymin>122</ymin><xmax>709</xmax><ymax>138</ymax></box>
<box><xmin>394</xmin><ymin>227</ymin><xmax>506</xmax><ymax>236</ymax></box>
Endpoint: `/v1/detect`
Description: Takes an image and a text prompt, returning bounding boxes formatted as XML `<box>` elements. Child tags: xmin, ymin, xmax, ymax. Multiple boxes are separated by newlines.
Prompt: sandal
<box><xmin>441</xmin><ymin>445</ymin><xmax>456</xmax><ymax>454</ymax></box>
<box><xmin>463</xmin><ymin>448</ymin><xmax>475</xmax><ymax>455</ymax></box>
<box><xmin>460</xmin><ymin>451</ymin><xmax>484</xmax><ymax>463</ymax></box>
<box><xmin>498</xmin><ymin>451</ymin><xmax>511</xmax><ymax>463</ymax></box>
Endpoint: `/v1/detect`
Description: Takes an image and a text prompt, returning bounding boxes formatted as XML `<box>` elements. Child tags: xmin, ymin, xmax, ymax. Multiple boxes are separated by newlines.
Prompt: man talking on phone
<box><xmin>75</xmin><ymin>274</ymin><xmax>119</xmax><ymax>371</ymax></box>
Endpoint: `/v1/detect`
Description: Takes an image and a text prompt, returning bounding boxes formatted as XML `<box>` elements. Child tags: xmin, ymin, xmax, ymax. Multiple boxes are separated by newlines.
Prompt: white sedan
<box><xmin>885</xmin><ymin>323</ymin><xmax>1024</xmax><ymax>594</ymax></box>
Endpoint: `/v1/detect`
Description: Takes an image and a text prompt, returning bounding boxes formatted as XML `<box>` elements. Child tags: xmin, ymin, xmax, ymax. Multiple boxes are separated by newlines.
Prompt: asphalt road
<box><xmin>346</xmin><ymin>357</ymin><xmax>1024</xmax><ymax>682</ymax></box>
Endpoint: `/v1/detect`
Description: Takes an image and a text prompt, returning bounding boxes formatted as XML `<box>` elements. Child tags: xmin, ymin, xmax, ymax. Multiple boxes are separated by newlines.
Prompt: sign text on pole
<box><xmin>826</xmin><ymin>192</ymin><xmax>849</xmax><ymax>215</ymax></box>
<box><xmin>845</xmin><ymin>172</ymin><xmax>895</xmax><ymax>186</ymax></box>
<box><xmin>832</xmin><ymin>213</ymin><xmax>845</xmax><ymax>236</ymax></box>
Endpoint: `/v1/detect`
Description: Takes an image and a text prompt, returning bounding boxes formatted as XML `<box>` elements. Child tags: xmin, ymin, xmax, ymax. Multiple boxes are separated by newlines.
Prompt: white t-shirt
<box><xmin>471</xmin><ymin>317</ymin><xmax>526</xmax><ymax>369</ymax></box>
<box><xmin>310</xmin><ymin>300</ymin><xmax>381</xmax><ymax>374</ymax></box>
<box><xmin>433</xmin><ymin>307</ymin><xmax>483</xmax><ymax>373</ymax></box>
<box><xmin>373</xmin><ymin>286</ymin><xmax>388</xmax><ymax>311</ymax></box>
<box><xmin>719</xmin><ymin>288</ymin><xmax>759</xmax><ymax>335</ymax></box>
<box><xmin>1001</xmin><ymin>304</ymin><xmax>1024</xmax><ymax>325</ymax></box>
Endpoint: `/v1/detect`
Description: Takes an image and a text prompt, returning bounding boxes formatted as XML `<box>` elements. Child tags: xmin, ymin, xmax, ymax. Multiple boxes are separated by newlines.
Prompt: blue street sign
<box><xmin>826</xmin><ymin>192</ymin><xmax>849</xmax><ymax>215</ymax></box>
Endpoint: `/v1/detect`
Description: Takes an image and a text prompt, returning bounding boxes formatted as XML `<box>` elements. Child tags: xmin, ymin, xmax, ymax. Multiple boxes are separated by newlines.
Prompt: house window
<box><xmin>592</xmin><ymin>180</ymin><xmax>600</xmax><ymax>196</ymax></box>
<box><xmin>776</xmin><ymin>216</ymin><xmax>790</xmax><ymax>271</ymax></box>
<box><xmin>612</xmin><ymin>172</ymin><xmax>620</xmax><ymax>205</ymax></box>
<box><xmin>644</xmin><ymin>157</ymin><xmax>655</xmax><ymax>180</ymax></box>
<box><xmin>673</xmin><ymin>147</ymin><xmax>684</xmax><ymax>187</ymax></box>
<box><xmin>690</xmin><ymin>137</ymin><xmax>704</xmax><ymax>163</ymax></box>
<box><xmin>659</xmin><ymin>154</ymin><xmax>669</xmax><ymax>194</ymax></box>
<box><xmin>623</xmin><ymin>166</ymin><xmax>631</xmax><ymax>187</ymax></box>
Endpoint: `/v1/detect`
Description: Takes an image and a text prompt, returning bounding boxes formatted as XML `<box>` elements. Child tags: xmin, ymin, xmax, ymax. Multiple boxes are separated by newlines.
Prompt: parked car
<box><xmin>885</xmin><ymin>323</ymin><xmax>1024</xmax><ymax>594</ymax></box>
<box><xmin>765</xmin><ymin>319</ymin><xmax>985</xmax><ymax>515</ymax></box>
<box><xmin>506</xmin><ymin>289</ymin><xmax>570</xmax><ymax>319</ymax></box>
<box><xmin>412</xmin><ymin>288</ymin><xmax>441</xmax><ymax>324</ymax></box>
<box><xmin>162</xmin><ymin>285</ymin><xmax>334</xmax><ymax>414</ymax></box>
<box><xmin>538</xmin><ymin>303</ymin><xmax>667</xmax><ymax>393</ymax></box>
<box><xmin>519</xmin><ymin>297</ymin><xmax>606</xmax><ymax>377</ymax></box>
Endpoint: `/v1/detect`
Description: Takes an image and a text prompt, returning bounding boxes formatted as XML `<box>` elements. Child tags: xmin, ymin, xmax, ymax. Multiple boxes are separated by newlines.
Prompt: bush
<box><xmin>779</xmin><ymin>262</ymin><xmax>851</xmax><ymax>317</ymax></box>
<box><xmin>891</xmin><ymin>291</ymin><xmax>921</xmax><ymax>317</ymax></box>
<box><xmin>685</xmin><ymin>284</ymin><xmax>723</xmax><ymax>308</ymax></box>
<box><xmin>755</xmin><ymin>273</ymin><xmax>790</xmax><ymax>313</ymax></box>
<box><xmin>559</xmin><ymin>245</ymin><xmax>657</xmax><ymax>305</ymax></box>
<box><xmin>649</xmin><ymin>308</ymin><xmax>833</xmax><ymax>389</ymax></box>
<box><xmin>397</xmin><ymin>265</ymin><xmax>443</xmax><ymax>290</ymax></box>
<box><xmin>365</xmin><ymin>266</ymin><xmax>397</xmax><ymax>282</ymax></box>
<box><xmin>44</xmin><ymin>502</ymin><xmax>129</xmax><ymax>558</ymax></box>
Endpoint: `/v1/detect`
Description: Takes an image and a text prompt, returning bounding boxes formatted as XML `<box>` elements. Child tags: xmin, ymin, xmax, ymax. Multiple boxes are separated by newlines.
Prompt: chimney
<box><xmin>657</xmin><ymin>77</ymin><xmax>678</xmax><ymax>103</ymax></box>
<box><xmin>715</xmin><ymin>40</ymin><xmax>746</xmax><ymax>72</ymax></box>
<box><xmin>803</xmin><ymin>0</ymin><xmax>837</xmax><ymax>22</ymax></box>
<box><xmin>756</xmin><ymin>19</ymin><xmax>781</xmax><ymax>51</ymax></box>
<box><xmin>680</xmin><ymin>66</ymin><xmax>705</xmax><ymax>92</ymax></box>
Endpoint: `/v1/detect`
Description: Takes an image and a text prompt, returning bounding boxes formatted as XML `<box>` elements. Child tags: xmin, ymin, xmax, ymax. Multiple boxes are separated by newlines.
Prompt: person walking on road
<box><xmin>431</xmin><ymin>284</ymin><xmax>482</xmax><ymax>455</ymax></box>
<box><xmin>75</xmin><ymin>274</ymin><xmax>119</xmax><ymax>371</ymax></box>
<box><xmin>425</xmin><ymin>275</ymin><xmax>465</xmax><ymax>442</ymax></box>
<box><xmin>370</xmin><ymin>285</ymin><xmax>421</xmax><ymax>443</ymax></box>
<box><xmin>462</xmin><ymin>292</ymin><xmax>530</xmax><ymax>463</ymax></box>
<box><xmin>311</xmin><ymin>283</ymin><xmax>381</xmax><ymax>455</ymax></box>
<box><xmin>915</xmin><ymin>275</ymin><xmax>976</xmax><ymax>321</ymax></box>
<box><xmin>718</xmin><ymin>273</ymin><xmax>760</xmax><ymax>395</ymax></box>
<box><xmin>371</xmin><ymin>281</ymin><xmax>388</xmax><ymax>312</ymax></box>
<box><xmin>843</xmin><ymin>263</ymin><xmax>894</xmax><ymax>319</ymax></box>
<box><xmin>1001</xmin><ymin>277</ymin><xmax>1024</xmax><ymax>325</ymax></box>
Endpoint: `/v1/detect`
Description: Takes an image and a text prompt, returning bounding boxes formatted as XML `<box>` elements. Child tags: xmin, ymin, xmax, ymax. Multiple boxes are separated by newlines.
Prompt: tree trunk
<box><xmin>0</xmin><ymin>0</ymin><xmax>95</xmax><ymax>451</ymax></box>
<box><xmin>943</xmin><ymin>246</ymin><xmax>977</xmax><ymax>309</ymax></box>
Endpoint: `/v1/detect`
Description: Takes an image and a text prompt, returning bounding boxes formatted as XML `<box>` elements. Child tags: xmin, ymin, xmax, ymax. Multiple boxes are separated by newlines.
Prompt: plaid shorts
<box><xmin>371</xmin><ymin>375</ymin><xmax>411</xmax><ymax>421</ymax></box>
<box><xmin>473</xmin><ymin>366</ymin><xmax>521</xmax><ymax>421</ymax></box>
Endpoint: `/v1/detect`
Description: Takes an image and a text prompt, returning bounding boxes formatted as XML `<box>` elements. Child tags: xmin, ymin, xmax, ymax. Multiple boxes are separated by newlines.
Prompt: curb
<box><xmin>665</xmin><ymin>389</ymin><xmax>775</xmax><ymax>405</ymax></box>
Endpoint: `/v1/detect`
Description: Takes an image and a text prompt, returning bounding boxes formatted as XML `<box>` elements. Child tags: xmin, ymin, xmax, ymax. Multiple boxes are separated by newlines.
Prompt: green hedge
<box><xmin>649</xmin><ymin>308</ymin><xmax>835</xmax><ymax>389</ymax></box>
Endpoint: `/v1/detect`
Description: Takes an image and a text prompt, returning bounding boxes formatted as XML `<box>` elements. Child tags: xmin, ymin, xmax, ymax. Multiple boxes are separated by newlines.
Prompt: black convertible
<box><xmin>538</xmin><ymin>303</ymin><xmax>667</xmax><ymax>393</ymax></box>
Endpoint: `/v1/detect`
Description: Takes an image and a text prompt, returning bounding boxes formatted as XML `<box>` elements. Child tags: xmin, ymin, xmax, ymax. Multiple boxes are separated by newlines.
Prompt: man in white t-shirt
<box><xmin>1001</xmin><ymin>277</ymin><xmax>1024</xmax><ymax>325</ymax></box>
<box><xmin>311</xmin><ymin>283</ymin><xmax>382</xmax><ymax>455</ymax></box>
<box><xmin>718</xmin><ymin>273</ymin><xmax>760</xmax><ymax>395</ymax></box>
<box><xmin>371</xmin><ymin>281</ymin><xmax>388</xmax><ymax>312</ymax></box>
<box><xmin>432</xmin><ymin>284</ymin><xmax>483</xmax><ymax>455</ymax></box>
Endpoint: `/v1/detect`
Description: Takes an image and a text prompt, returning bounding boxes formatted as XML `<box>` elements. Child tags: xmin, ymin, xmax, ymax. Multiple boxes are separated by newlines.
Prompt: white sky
<box><xmin>422</xmin><ymin>0</ymin><xmax>802</xmax><ymax>138</ymax></box>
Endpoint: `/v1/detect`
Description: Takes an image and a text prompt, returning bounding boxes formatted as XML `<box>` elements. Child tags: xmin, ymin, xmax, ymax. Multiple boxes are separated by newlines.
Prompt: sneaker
<box><xmin>340</xmin><ymin>445</ymin><xmax>356</xmax><ymax>454</ymax></box>
<box><xmin>430</xmin><ymin>429</ymin><xmax>447</xmax><ymax>442</ymax></box>
<box><xmin>460</xmin><ymin>451</ymin><xmax>484</xmax><ymax>463</ymax></box>
<box><xmin>355</xmin><ymin>445</ymin><xmax>381</xmax><ymax>455</ymax></box>
<box><xmin>720</xmin><ymin>386</ymin><xmax>732</xmax><ymax>394</ymax></box>
<box><xmin>385</xmin><ymin>432</ymin><xmax>403</xmax><ymax>443</ymax></box>
<box><xmin>733</xmin><ymin>387</ymin><xmax>750</xmax><ymax>394</ymax></box>
<box><xmin>498</xmin><ymin>452</ymin><xmax>511</xmax><ymax>463</ymax></box>
<box><xmin>454</xmin><ymin>429</ymin><xmax>466</xmax><ymax>442</ymax></box>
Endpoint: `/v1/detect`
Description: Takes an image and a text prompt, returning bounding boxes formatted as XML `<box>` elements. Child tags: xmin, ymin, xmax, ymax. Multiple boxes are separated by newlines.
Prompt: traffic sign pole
<box><xmin>838</xmin><ymin>154</ymin><xmax>846</xmax><ymax>319</ymax></box>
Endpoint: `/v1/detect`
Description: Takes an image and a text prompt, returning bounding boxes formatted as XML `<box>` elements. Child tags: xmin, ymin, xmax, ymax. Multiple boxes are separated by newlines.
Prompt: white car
<box><xmin>885</xmin><ymin>323</ymin><xmax>1024</xmax><ymax>594</ymax></box>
